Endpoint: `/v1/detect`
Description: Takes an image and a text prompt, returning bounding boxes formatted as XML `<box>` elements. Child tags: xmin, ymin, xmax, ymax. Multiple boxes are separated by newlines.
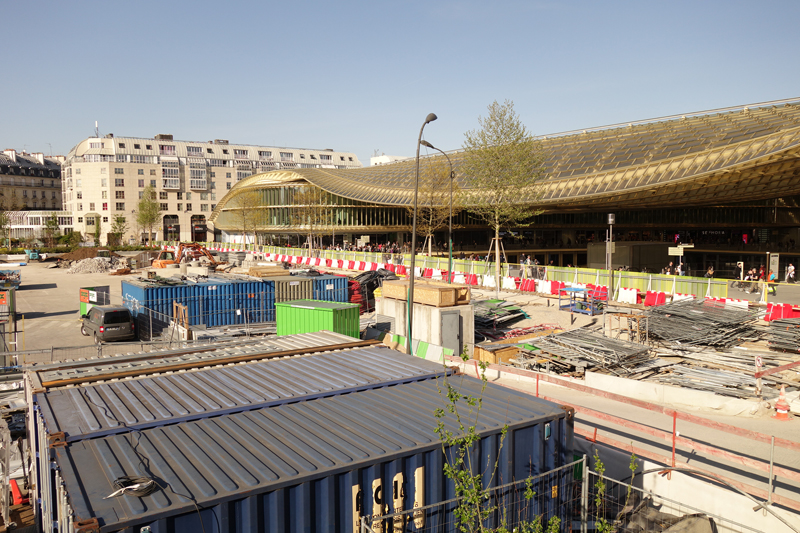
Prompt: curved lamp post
<box><xmin>407</xmin><ymin>112</ymin><xmax>438</xmax><ymax>356</ymax></box>
<box><xmin>419</xmin><ymin>140</ymin><xmax>455</xmax><ymax>283</ymax></box>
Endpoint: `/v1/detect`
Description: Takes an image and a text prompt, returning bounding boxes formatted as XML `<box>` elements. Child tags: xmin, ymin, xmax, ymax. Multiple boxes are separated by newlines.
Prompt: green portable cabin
<box><xmin>275</xmin><ymin>300</ymin><xmax>360</xmax><ymax>339</ymax></box>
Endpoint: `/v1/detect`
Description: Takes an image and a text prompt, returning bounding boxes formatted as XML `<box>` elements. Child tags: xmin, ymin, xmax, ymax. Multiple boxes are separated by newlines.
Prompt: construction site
<box><xmin>0</xmin><ymin>244</ymin><xmax>799</xmax><ymax>532</ymax></box>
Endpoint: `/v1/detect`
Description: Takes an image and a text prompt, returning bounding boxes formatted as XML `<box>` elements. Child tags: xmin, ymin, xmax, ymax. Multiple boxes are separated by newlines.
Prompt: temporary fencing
<box><xmin>361</xmin><ymin>458</ymin><xmax>582</xmax><ymax>533</ymax></box>
<box><xmin>13</xmin><ymin>338</ymin><xmax>217</xmax><ymax>365</ymax></box>
<box><xmin>161</xmin><ymin>243</ymin><xmax>734</xmax><ymax>300</ymax></box>
<box><xmin>456</xmin><ymin>356</ymin><xmax>800</xmax><ymax>514</ymax></box>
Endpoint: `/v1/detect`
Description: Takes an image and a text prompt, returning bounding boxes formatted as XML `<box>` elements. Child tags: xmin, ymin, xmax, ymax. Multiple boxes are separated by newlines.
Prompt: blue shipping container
<box><xmin>311</xmin><ymin>274</ymin><xmax>349</xmax><ymax>302</ymax></box>
<box><xmin>122</xmin><ymin>278</ymin><xmax>276</xmax><ymax>327</ymax></box>
<box><xmin>43</xmin><ymin>377</ymin><xmax>573</xmax><ymax>532</ymax></box>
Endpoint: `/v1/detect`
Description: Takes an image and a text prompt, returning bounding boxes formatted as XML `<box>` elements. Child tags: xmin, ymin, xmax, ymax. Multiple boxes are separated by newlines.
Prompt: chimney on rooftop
<box><xmin>154</xmin><ymin>134</ymin><xmax>174</xmax><ymax>140</ymax></box>
<box><xmin>32</xmin><ymin>152</ymin><xmax>45</xmax><ymax>165</ymax></box>
<box><xmin>2</xmin><ymin>149</ymin><xmax>16</xmax><ymax>162</ymax></box>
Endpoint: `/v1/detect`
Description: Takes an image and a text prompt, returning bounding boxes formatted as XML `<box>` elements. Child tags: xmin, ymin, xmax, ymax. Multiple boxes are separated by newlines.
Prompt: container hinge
<box><xmin>559</xmin><ymin>405</ymin><xmax>575</xmax><ymax>421</ymax></box>
<box><xmin>74</xmin><ymin>518</ymin><xmax>100</xmax><ymax>533</ymax></box>
<box><xmin>49</xmin><ymin>432</ymin><xmax>67</xmax><ymax>448</ymax></box>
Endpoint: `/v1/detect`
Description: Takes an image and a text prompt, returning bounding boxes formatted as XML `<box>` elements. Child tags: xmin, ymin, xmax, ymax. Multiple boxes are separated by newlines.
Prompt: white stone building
<box><xmin>62</xmin><ymin>134</ymin><xmax>361</xmax><ymax>244</ymax></box>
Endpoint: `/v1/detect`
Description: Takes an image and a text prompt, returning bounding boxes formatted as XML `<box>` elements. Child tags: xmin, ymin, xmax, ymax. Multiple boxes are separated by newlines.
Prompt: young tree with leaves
<box><xmin>462</xmin><ymin>100</ymin><xmax>547</xmax><ymax>298</ymax></box>
<box><xmin>108</xmin><ymin>214</ymin><xmax>129</xmax><ymax>246</ymax></box>
<box><xmin>0</xmin><ymin>193</ymin><xmax>19</xmax><ymax>248</ymax></box>
<box><xmin>43</xmin><ymin>213</ymin><xmax>60</xmax><ymax>247</ymax></box>
<box><xmin>136</xmin><ymin>185</ymin><xmax>161</xmax><ymax>245</ymax></box>
<box><xmin>406</xmin><ymin>159</ymin><xmax>462</xmax><ymax>256</ymax></box>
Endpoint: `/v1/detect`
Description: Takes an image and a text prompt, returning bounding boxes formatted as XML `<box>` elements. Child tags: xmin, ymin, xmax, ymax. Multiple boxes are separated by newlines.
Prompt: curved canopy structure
<box><xmin>211</xmin><ymin>99</ymin><xmax>800</xmax><ymax>232</ymax></box>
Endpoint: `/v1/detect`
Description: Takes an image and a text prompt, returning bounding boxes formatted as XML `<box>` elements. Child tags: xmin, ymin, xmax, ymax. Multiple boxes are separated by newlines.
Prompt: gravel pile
<box><xmin>65</xmin><ymin>257</ymin><xmax>128</xmax><ymax>274</ymax></box>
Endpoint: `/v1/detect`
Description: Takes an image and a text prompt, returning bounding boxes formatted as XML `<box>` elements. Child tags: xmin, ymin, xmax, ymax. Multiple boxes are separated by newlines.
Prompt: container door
<box><xmin>440</xmin><ymin>311</ymin><xmax>462</xmax><ymax>357</ymax></box>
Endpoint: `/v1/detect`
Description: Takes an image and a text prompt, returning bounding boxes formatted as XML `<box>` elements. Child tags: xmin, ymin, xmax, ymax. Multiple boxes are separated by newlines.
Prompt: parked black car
<box><xmin>81</xmin><ymin>306</ymin><xmax>136</xmax><ymax>343</ymax></box>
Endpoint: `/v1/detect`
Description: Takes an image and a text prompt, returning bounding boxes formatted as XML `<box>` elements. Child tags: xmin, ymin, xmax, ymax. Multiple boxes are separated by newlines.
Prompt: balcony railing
<box><xmin>162</xmin><ymin>179</ymin><xmax>180</xmax><ymax>189</ymax></box>
<box><xmin>190</xmin><ymin>179</ymin><xmax>207</xmax><ymax>190</ymax></box>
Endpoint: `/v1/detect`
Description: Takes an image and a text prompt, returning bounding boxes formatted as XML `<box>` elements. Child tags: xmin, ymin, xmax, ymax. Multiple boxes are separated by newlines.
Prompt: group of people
<box><xmin>662</xmin><ymin>262</ymin><xmax>686</xmax><ymax>276</ymax></box>
<box><xmin>731</xmin><ymin>263</ymin><xmax>795</xmax><ymax>295</ymax></box>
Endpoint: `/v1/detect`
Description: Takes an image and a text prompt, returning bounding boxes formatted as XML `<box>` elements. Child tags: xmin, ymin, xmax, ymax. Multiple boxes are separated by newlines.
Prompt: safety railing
<box><xmin>452</xmin><ymin>356</ymin><xmax>800</xmax><ymax>514</ymax></box>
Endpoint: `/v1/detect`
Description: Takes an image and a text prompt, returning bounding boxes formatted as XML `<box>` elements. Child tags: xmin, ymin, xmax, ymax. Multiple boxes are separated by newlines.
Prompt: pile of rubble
<box><xmin>65</xmin><ymin>257</ymin><xmax>128</xmax><ymax>274</ymax></box>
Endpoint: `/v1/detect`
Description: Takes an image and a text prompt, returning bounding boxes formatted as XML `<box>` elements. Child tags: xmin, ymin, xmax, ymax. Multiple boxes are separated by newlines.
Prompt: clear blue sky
<box><xmin>3</xmin><ymin>0</ymin><xmax>798</xmax><ymax>166</ymax></box>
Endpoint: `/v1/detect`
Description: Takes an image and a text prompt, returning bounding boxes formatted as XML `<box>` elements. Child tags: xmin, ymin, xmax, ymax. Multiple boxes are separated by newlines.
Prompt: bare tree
<box><xmin>462</xmin><ymin>100</ymin><xmax>547</xmax><ymax>297</ymax></box>
<box><xmin>406</xmin><ymin>159</ymin><xmax>462</xmax><ymax>255</ymax></box>
<box><xmin>230</xmin><ymin>190</ymin><xmax>262</xmax><ymax>245</ymax></box>
<box><xmin>291</xmin><ymin>185</ymin><xmax>330</xmax><ymax>254</ymax></box>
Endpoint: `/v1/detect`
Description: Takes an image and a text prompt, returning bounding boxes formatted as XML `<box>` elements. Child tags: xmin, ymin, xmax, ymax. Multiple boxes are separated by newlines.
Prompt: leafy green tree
<box><xmin>462</xmin><ymin>100</ymin><xmax>547</xmax><ymax>297</ymax></box>
<box><xmin>0</xmin><ymin>193</ymin><xmax>19</xmax><ymax>248</ymax></box>
<box><xmin>43</xmin><ymin>213</ymin><xmax>60</xmax><ymax>247</ymax></box>
<box><xmin>107</xmin><ymin>214</ymin><xmax>129</xmax><ymax>246</ymax></box>
<box><xmin>136</xmin><ymin>185</ymin><xmax>161</xmax><ymax>245</ymax></box>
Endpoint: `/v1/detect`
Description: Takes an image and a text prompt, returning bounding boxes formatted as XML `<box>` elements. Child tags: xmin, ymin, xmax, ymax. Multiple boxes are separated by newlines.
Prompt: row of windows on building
<box><xmin>89</xmin><ymin>141</ymin><xmax>352</xmax><ymax>163</ymax></box>
<box><xmin>74</xmin><ymin>201</ymin><xmax>215</xmax><ymax>217</ymax></box>
<box><xmin>0</xmin><ymin>177</ymin><xmax>59</xmax><ymax>187</ymax></box>
<box><xmin>73</xmin><ymin>190</ymin><xmax>215</xmax><ymax>201</ymax></box>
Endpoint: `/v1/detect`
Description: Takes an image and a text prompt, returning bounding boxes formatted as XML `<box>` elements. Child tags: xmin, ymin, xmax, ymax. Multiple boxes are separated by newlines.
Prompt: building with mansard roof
<box><xmin>0</xmin><ymin>149</ymin><xmax>63</xmax><ymax>212</ymax></box>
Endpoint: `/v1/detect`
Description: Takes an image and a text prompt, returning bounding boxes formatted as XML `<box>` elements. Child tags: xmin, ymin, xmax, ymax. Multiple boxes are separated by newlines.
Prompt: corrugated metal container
<box><xmin>295</xmin><ymin>273</ymin><xmax>349</xmax><ymax>302</ymax></box>
<box><xmin>36</xmin><ymin>346</ymin><xmax>448</xmax><ymax>442</ymax></box>
<box><xmin>122</xmin><ymin>278</ymin><xmax>276</xmax><ymax>326</ymax></box>
<box><xmin>31</xmin><ymin>331</ymin><xmax>360</xmax><ymax>379</ymax></box>
<box><xmin>276</xmin><ymin>299</ymin><xmax>361</xmax><ymax>338</ymax></box>
<box><xmin>269</xmin><ymin>275</ymin><xmax>312</xmax><ymax>302</ymax></box>
<box><xmin>40</xmin><ymin>377</ymin><xmax>572</xmax><ymax>533</ymax></box>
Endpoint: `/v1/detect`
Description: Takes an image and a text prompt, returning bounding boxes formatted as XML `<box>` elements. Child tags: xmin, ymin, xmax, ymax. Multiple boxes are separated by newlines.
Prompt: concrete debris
<box><xmin>65</xmin><ymin>257</ymin><xmax>128</xmax><ymax>274</ymax></box>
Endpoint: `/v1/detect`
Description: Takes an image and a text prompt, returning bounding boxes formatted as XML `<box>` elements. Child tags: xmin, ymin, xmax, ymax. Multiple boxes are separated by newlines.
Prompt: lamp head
<box><xmin>419</xmin><ymin>140</ymin><xmax>435</xmax><ymax>149</ymax></box>
<box><xmin>425</xmin><ymin>113</ymin><xmax>438</xmax><ymax>124</ymax></box>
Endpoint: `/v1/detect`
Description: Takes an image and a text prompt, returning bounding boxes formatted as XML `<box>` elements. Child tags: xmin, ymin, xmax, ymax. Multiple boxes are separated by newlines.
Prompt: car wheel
<box><xmin>80</xmin><ymin>323</ymin><xmax>88</xmax><ymax>336</ymax></box>
<box><xmin>93</xmin><ymin>332</ymin><xmax>101</xmax><ymax>345</ymax></box>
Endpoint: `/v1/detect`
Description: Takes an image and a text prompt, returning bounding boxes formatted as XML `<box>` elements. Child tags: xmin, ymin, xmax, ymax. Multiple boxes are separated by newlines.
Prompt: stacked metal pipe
<box><xmin>646</xmin><ymin>299</ymin><xmax>760</xmax><ymax>348</ymax></box>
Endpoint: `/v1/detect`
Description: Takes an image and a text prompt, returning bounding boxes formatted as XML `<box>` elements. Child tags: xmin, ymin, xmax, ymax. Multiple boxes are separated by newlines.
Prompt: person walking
<box><xmin>786</xmin><ymin>263</ymin><xmax>795</xmax><ymax>284</ymax></box>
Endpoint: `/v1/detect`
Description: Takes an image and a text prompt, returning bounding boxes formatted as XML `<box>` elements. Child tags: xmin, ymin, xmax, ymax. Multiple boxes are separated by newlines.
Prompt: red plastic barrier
<box><xmin>395</xmin><ymin>265</ymin><xmax>407</xmax><ymax>275</ymax></box>
<box><xmin>644</xmin><ymin>291</ymin><xmax>657</xmax><ymax>307</ymax></box>
<box><xmin>656</xmin><ymin>292</ymin><xmax>667</xmax><ymax>306</ymax></box>
<box><xmin>550</xmin><ymin>281</ymin><xmax>565</xmax><ymax>295</ymax></box>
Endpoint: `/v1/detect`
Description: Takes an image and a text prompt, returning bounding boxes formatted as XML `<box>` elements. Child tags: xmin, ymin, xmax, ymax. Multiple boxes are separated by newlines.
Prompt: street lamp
<box><xmin>407</xmin><ymin>112</ymin><xmax>438</xmax><ymax>356</ymax></box>
<box><xmin>419</xmin><ymin>140</ymin><xmax>455</xmax><ymax>283</ymax></box>
<box><xmin>607</xmin><ymin>213</ymin><xmax>615</xmax><ymax>298</ymax></box>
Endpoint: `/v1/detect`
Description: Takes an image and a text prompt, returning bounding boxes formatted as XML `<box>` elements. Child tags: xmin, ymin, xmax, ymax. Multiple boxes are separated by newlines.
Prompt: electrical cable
<box><xmin>79</xmin><ymin>388</ymin><xmax>210</xmax><ymax>533</ymax></box>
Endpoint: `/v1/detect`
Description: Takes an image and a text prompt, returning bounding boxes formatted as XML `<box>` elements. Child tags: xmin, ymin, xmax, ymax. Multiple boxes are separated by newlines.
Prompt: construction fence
<box><xmin>357</xmin><ymin>456</ymin><xmax>759</xmax><ymax>533</ymax></box>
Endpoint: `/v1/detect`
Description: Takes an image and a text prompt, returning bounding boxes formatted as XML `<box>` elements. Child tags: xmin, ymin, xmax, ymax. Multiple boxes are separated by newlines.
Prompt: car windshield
<box><xmin>103</xmin><ymin>311</ymin><xmax>131</xmax><ymax>324</ymax></box>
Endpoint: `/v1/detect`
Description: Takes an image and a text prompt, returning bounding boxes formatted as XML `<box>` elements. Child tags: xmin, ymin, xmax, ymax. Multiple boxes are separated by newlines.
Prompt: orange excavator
<box><xmin>152</xmin><ymin>243</ymin><xmax>224</xmax><ymax>268</ymax></box>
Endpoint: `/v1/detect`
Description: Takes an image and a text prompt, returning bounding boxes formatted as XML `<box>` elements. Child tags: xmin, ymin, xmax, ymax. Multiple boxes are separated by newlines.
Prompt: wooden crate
<box><xmin>382</xmin><ymin>280</ymin><xmax>456</xmax><ymax>307</ymax></box>
<box><xmin>248</xmin><ymin>267</ymin><xmax>289</xmax><ymax>277</ymax></box>
<box><xmin>474</xmin><ymin>330</ymin><xmax>561</xmax><ymax>365</ymax></box>
<box><xmin>425</xmin><ymin>280</ymin><xmax>471</xmax><ymax>304</ymax></box>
